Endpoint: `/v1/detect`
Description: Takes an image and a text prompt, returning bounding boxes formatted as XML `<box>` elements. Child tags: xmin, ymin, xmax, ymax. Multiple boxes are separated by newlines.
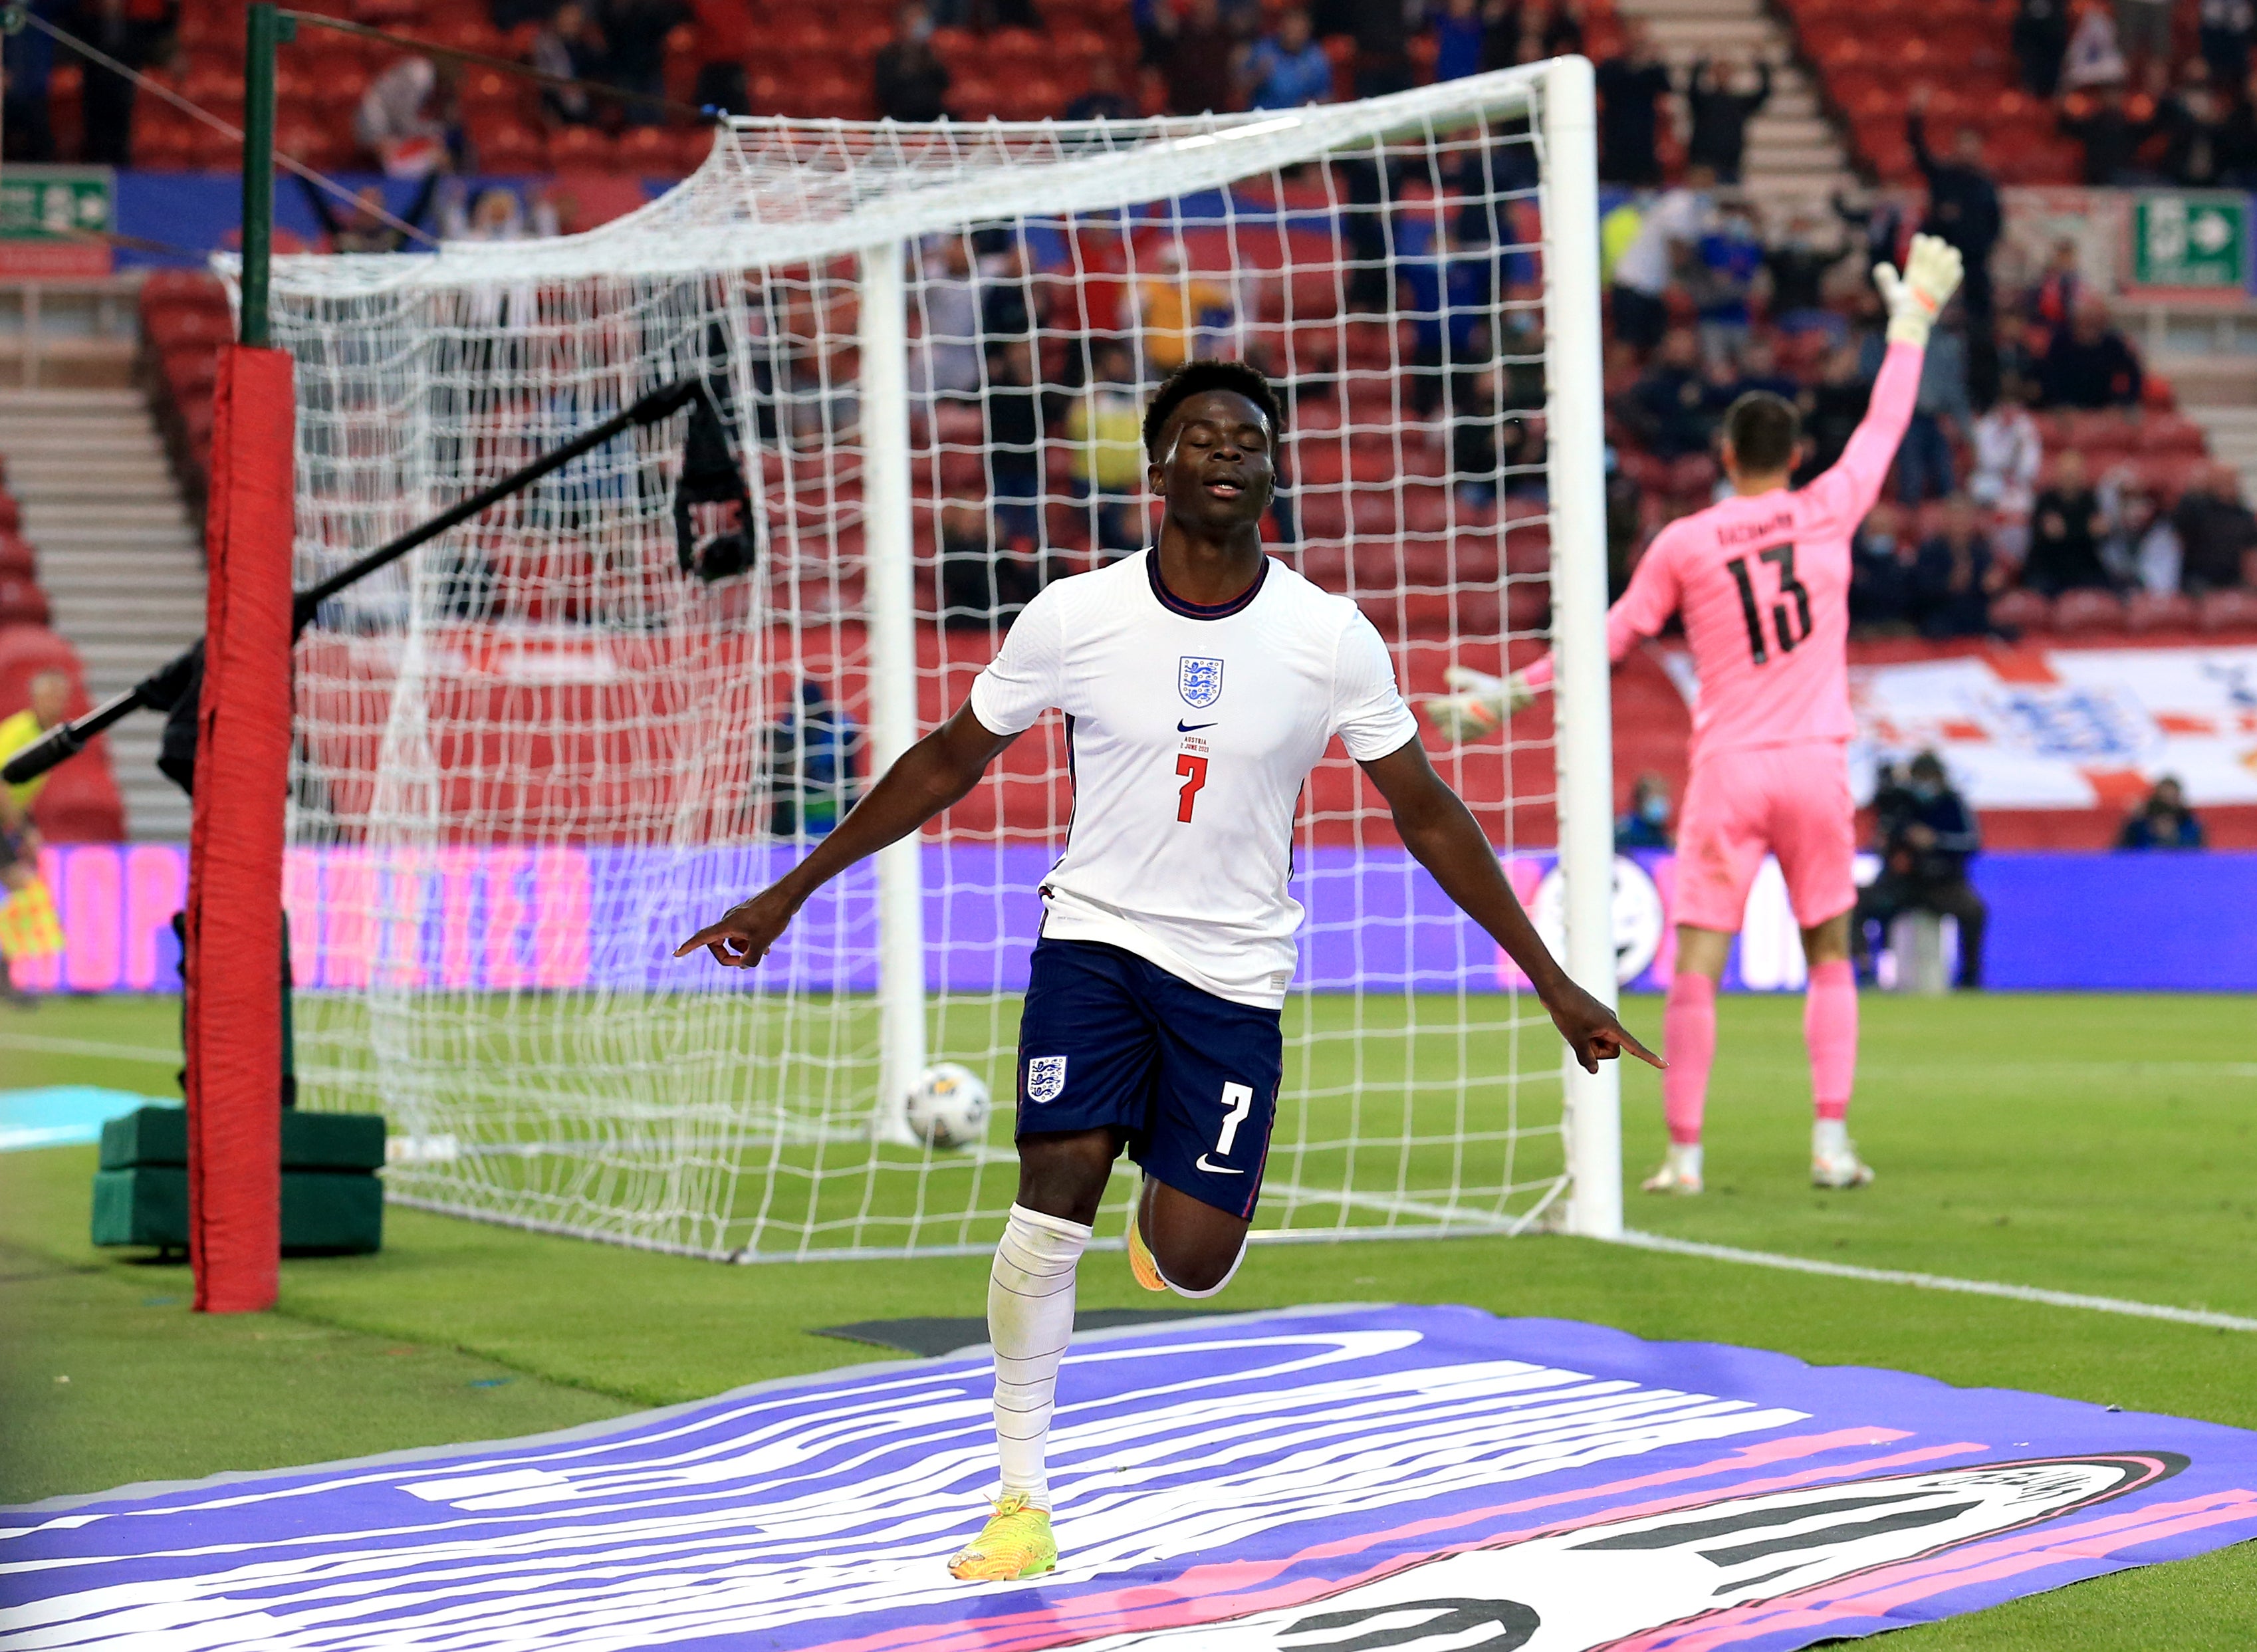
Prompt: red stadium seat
<box><xmin>550</xmin><ymin>125</ymin><xmax>618</xmax><ymax>168</ymax></box>
<box><xmin>2197</xmin><ymin>588</ymin><xmax>2257</xmax><ymax>633</ymax></box>
<box><xmin>2051</xmin><ymin>588</ymin><xmax>2127</xmax><ymax>634</ymax></box>
<box><xmin>2125</xmin><ymin>590</ymin><xmax>2197</xmax><ymax>633</ymax></box>
<box><xmin>1988</xmin><ymin>586</ymin><xmax>2050</xmax><ymax>633</ymax></box>
<box><xmin>474</xmin><ymin>120</ymin><xmax>548</xmax><ymax>172</ymax></box>
<box><xmin>0</xmin><ymin>532</ymin><xmax>33</xmax><ymax>579</ymax></box>
<box><xmin>2136</xmin><ymin>413</ymin><xmax>2206</xmax><ymax>455</ymax></box>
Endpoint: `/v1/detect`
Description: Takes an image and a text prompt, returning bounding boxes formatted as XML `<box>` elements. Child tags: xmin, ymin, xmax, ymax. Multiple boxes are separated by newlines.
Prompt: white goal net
<box><xmin>271</xmin><ymin>59</ymin><xmax>1620</xmax><ymax>1261</ymax></box>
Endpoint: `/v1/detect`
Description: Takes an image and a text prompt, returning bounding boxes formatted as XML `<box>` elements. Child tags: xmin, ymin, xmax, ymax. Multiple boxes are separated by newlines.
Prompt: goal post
<box><xmin>1539</xmin><ymin>55</ymin><xmax>1623</xmax><ymax>1242</ymax></box>
<box><xmin>266</xmin><ymin>64</ymin><xmax>1621</xmax><ymax>1260</ymax></box>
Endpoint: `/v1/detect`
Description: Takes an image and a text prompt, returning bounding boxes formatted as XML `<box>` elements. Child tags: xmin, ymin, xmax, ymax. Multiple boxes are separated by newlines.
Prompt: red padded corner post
<box><xmin>187</xmin><ymin>343</ymin><xmax>295</xmax><ymax>1315</ymax></box>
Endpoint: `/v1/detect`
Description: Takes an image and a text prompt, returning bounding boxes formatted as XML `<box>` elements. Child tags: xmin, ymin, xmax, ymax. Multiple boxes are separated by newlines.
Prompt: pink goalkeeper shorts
<box><xmin>1672</xmin><ymin>740</ymin><xmax>1857</xmax><ymax>933</ymax></box>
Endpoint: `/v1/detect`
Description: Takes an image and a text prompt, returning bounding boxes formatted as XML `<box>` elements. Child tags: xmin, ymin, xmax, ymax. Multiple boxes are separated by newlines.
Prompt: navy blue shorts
<box><xmin>1014</xmin><ymin>937</ymin><xmax>1282</xmax><ymax>1220</ymax></box>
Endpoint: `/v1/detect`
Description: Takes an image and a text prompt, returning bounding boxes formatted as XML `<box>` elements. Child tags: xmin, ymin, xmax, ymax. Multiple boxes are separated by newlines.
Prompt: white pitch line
<box><xmin>0</xmin><ymin>1032</ymin><xmax>182</xmax><ymax>1065</ymax></box>
<box><xmin>1613</xmin><ymin>1229</ymin><xmax>2257</xmax><ymax>1334</ymax></box>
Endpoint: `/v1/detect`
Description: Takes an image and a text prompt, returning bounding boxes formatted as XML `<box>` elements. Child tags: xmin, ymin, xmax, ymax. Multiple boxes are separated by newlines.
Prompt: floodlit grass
<box><xmin>3</xmin><ymin>991</ymin><xmax>2254</xmax><ymax>1646</ymax></box>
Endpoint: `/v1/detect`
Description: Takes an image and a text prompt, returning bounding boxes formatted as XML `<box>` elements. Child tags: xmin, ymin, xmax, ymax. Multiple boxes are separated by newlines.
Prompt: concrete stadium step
<box><xmin>2184</xmin><ymin>406</ymin><xmax>2257</xmax><ymax>497</ymax></box>
<box><xmin>1</xmin><ymin>382</ymin><xmax>205</xmax><ymax>842</ymax></box>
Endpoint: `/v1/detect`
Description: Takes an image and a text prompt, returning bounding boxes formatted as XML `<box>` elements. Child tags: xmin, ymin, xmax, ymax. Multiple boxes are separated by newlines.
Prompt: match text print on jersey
<box><xmin>1196</xmin><ymin>1082</ymin><xmax>1254</xmax><ymax>1173</ymax></box>
<box><xmin>1726</xmin><ymin>544</ymin><xmax>1814</xmax><ymax>665</ymax></box>
<box><xmin>1176</xmin><ymin>753</ymin><xmax>1209</xmax><ymax>822</ymax></box>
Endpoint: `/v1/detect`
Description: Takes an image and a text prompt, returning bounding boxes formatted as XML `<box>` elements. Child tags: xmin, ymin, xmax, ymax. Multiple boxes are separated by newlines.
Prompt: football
<box><xmin>904</xmin><ymin>1062</ymin><xmax>992</xmax><ymax>1149</ymax></box>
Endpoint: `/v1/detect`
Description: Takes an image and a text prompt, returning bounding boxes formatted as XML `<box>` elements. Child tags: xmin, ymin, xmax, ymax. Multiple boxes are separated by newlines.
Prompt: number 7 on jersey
<box><xmin>1175</xmin><ymin>753</ymin><xmax>1209</xmax><ymax>822</ymax></box>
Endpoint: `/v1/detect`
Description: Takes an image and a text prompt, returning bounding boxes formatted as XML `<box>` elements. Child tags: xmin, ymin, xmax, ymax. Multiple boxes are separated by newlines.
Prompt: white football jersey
<box><xmin>970</xmin><ymin>550</ymin><xmax>1419</xmax><ymax>1008</ymax></box>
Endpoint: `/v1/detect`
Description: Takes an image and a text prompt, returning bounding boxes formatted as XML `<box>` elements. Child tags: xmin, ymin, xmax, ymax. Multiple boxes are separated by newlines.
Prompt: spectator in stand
<box><xmin>938</xmin><ymin>503</ymin><xmax>1041</xmax><ymax>629</ymax></box>
<box><xmin>532</xmin><ymin>3</ymin><xmax>605</xmax><ymax>125</ymax></box>
<box><xmin>1348</xmin><ymin>0</ymin><xmax>1413</xmax><ymax>97</ymax></box>
<box><xmin>2100</xmin><ymin>478</ymin><xmax>2183</xmax><ymax>592</ymax></box>
<box><xmin>1065</xmin><ymin>341</ymin><xmax>1145</xmax><ymax>555</ymax></box>
<box><xmin>1624</xmin><ymin>328</ymin><xmax>1720</xmax><ymax>459</ymax></box>
<box><xmin>1689</xmin><ymin>199</ymin><xmax>1763</xmax><ymax>367</ymax></box>
<box><xmin>1594</xmin><ymin>22</ymin><xmax>1671</xmax><ymax>185</ymax></box>
<box><xmin>600</xmin><ymin>0</ymin><xmax>686</xmax><ymax>124</ymax></box>
<box><xmin>1430</xmin><ymin>0</ymin><xmax>1487</xmax><ymax>81</ymax></box>
<box><xmin>1797</xmin><ymin>343</ymin><xmax>1872</xmax><ymax>483</ymax></box>
<box><xmin>2201</xmin><ymin>0</ymin><xmax>2254</xmax><ymax>84</ymax></box>
<box><xmin>1157</xmin><ymin>0</ymin><xmax>1241</xmax><ymax>114</ymax></box>
<box><xmin>2025</xmin><ymin>451</ymin><xmax>2115</xmax><ymax>594</ymax></box>
<box><xmin>1684</xmin><ymin>54</ymin><xmax>1770</xmax><ymax>184</ymax></box>
<box><xmin>1730</xmin><ymin>334</ymin><xmax>1799</xmax><ymax>402</ymax></box>
<box><xmin>356</xmin><ymin>56</ymin><xmax>456</xmax><ymax>178</ymax></box>
<box><xmin>1615</xmin><ymin>773</ymin><xmax>1674</xmax><ymax>850</ymax></box>
<box><xmin>875</xmin><ymin>4</ymin><xmax>952</xmax><ymax>123</ymax></box>
<box><xmin>2064</xmin><ymin>3</ymin><xmax>2130</xmax><ymax>88</ymax></box>
<box><xmin>1064</xmin><ymin>55</ymin><xmax>1137</xmax><ymax>121</ymax></box>
<box><xmin>1901</xmin><ymin>308</ymin><xmax>1971</xmax><ymax>505</ymax></box>
<box><xmin>1135</xmin><ymin>239</ymin><xmax>1233</xmax><ymax>376</ymax></box>
<box><xmin>2038</xmin><ymin>301</ymin><xmax>2144</xmax><ymax>408</ymax></box>
<box><xmin>2014</xmin><ymin>0</ymin><xmax>2074</xmax><ymax>94</ymax></box>
<box><xmin>1970</xmin><ymin>374</ymin><xmax>2045</xmax><ymax>560</ymax></box>
<box><xmin>1915</xmin><ymin>495</ymin><xmax>2004</xmax><ymax>637</ymax></box>
<box><xmin>1855</xmin><ymin>753</ymin><xmax>1988</xmax><ymax>989</ymax></box>
<box><xmin>2060</xmin><ymin>82</ymin><xmax>2151</xmax><ymax>182</ymax></box>
<box><xmin>1528</xmin><ymin>0</ymin><xmax>1584</xmax><ymax>60</ymax></box>
<box><xmin>302</xmin><ymin>177</ymin><xmax>437</xmax><ymax>253</ymax></box>
<box><xmin>1</xmin><ymin>0</ymin><xmax>59</xmax><ymax>161</ymax></box>
<box><xmin>2027</xmin><ymin>237</ymin><xmax>2086</xmax><ymax>344</ymax></box>
<box><xmin>2118</xmin><ymin>775</ymin><xmax>2206</xmax><ymax>848</ymax></box>
<box><xmin>1241</xmin><ymin>7</ymin><xmax>1334</xmax><ymax>108</ymax></box>
<box><xmin>2173</xmin><ymin>462</ymin><xmax>2257</xmax><ymax>592</ymax></box>
<box><xmin>1762</xmin><ymin>210</ymin><xmax>1851</xmax><ymax>341</ymax></box>
<box><xmin>1850</xmin><ymin>503</ymin><xmax>1921</xmax><ymax>631</ymax></box>
<box><xmin>1905</xmin><ymin>89</ymin><xmax>2002</xmax><ymax>395</ymax></box>
<box><xmin>982</xmin><ymin>341</ymin><xmax>1047</xmax><ymax>549</ymax></box>
<box><xmin>1607</xmin><ymin>170</ymin><xmax>1710</xmax><ymax>352</ymax></box>
<box><xmin>685</xmin><ymin>0</ymin><xmax>751</xmax><ymax>115</ymax></box>
<box><xmin>911</xmin><ymin>235</ymin><xmax>982</xmax><ymax>404</ymax></box>
<box><xmin>2118</xmin><ymin>0</ymin><xmax>2177</xmax><ymax>76</ymax></box>
<box><xmin>2156</xmin><ymin>59</ymin><xmax>2239</xmax><ymax>184</ymax></box>
<box><xmin>442</xmin><ymin>181</ymin><xmax>560</xmax><ymax>241</ymax></box>
<box><xmin>71</xmin><ymin>0</ymin><xmax>172</xmax><ymax>167</ymax></box>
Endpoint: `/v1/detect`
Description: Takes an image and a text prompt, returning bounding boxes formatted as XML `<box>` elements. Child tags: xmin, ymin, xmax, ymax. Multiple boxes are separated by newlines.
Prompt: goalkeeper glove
<box><xmin>1872</xmin><ymin>233</ymin><xmax>1964</xmax><ymax>349</ymax></box>
<box><xmin>1422</xmin><ymin>665</ymin><xmax>1536</xmax><ymax>743</ymax></box>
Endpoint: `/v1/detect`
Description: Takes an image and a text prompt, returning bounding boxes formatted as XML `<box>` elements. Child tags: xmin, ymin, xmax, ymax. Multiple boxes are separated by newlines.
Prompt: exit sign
<box><xmin>2127</xmin><ymin>191</ymin><xmax>2250</xmax><ymax>294</ymax></box>
<box><xmin>0</xmin><ymin>165</ymin><xmax>115</xmax><ymax>276</ymax></box>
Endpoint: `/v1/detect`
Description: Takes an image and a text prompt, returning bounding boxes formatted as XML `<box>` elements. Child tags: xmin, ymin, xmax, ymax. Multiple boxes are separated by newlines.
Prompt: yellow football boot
<box><xmin>947</xmin><ymin>1492</ymin><xmax>1058</xmax><ymax>1581</ymax></box>
<box><xmin>1126</xmin><ymin>1208</ymin><xmax>1166</xmax><ymax>1292</ymax></box>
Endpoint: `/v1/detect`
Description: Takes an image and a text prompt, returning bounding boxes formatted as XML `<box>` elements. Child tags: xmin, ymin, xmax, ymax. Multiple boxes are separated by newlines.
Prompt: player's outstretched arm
<box><xmin>674</xmin><ymin>702</ymin><xmax>1017</xmax><ymax>967</ymax></box>
<box><xmin>1360</xmin><ymin>737</ymin><xmax>1663</xmax><ymax>1074</ymax></box>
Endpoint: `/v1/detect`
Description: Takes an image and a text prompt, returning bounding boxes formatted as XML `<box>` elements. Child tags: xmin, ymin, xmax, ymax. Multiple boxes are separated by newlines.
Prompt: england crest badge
<box><xmin>1178</xmin><ymin>656</ymin><xmax>1225</xmax><ymax>709</ymax></box>
<box><xmin>1025</xmin><ymin>1056</ymin><xmax>1068</xmax><ymax>1104</ymax></box>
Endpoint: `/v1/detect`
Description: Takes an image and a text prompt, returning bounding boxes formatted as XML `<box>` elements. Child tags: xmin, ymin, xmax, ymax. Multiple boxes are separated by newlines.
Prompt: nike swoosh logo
<box><xmin>1194</xmin><ymin>1154</ymin><xmax>1244</xmax><ymax>1175</ymax></box>
<box><xmin>1177</xmin><ymin>720</ymin><xmax>1216</xmax><ymax>733</ymax></box>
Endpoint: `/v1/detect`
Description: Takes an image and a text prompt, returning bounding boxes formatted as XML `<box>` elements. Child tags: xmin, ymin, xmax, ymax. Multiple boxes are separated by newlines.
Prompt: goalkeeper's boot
<box><xmin>947</xmin><ymin>1492</ymin><xmax>1058</xmax><ymax>1581</ymax></box>
<box><xmin>1640</xmin><ymin>1143</ymin><xmax>1703</xmax><ymax>1195</ymax></box>
<box><xmin>1812</xmin><ymin>1143</ymin><xmax>1876</xmax><ymax>1190</ymax></box>
<box><xmin>1126</xmin><ymin>1206</ymin><xmax>1166</xmax><ymax>1293</ymax></box>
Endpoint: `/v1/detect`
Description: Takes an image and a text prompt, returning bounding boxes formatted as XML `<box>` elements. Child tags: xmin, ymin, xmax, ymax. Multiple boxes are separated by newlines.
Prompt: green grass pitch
<box><xmin>3</xmin><ymin>991</ymin><xmax>2254</xmax><ymax>1647</ymax></box>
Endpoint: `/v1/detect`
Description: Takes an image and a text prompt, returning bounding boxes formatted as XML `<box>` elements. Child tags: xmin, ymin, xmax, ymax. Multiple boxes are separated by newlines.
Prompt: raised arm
<box><xmin>675</xmin><ymin>702</ymin><xmax>1016</xmax><ymax>966</ymax></box>
<box><xmin>1359</xmin><ymin>737</ymin><xmax>1661</xmax><ymax>1072</ymax></box>
<box><xmin>1804</xmin><ymin>235</ymin><xmax>1965</xmax><ymax>525</ymax></box>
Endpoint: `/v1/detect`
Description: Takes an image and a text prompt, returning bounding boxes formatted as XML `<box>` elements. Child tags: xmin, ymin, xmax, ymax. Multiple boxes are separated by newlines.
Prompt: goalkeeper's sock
<box><xmin>1804</xmin><ymin>959</ymin><xmax>1857</xmax><ymax>1125</ymax></box>
<box><xmin>987</xmin><ymin>1202</ymin><xmax>1090</xmax><ymax>1514</ymax></box>
<box><xmin>1662</xmin><ymin>972</ymin><xmax>1718</xmax><ymax>1147</ymax></box>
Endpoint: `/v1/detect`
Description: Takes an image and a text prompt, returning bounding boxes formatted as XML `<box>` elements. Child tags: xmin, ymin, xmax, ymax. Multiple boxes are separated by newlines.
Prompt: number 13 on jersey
<box><xmin>1175</xmin><ymin>753</ymin><xmax>1209</xmax><ymax>822</ymax></box>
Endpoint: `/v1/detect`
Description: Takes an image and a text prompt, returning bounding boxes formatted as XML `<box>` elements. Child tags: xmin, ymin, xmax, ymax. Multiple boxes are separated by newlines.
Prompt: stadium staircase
<box><xmin>0</xmin><ymin>388</ymin><xmax>203</xmax><ymax>842</ymax></box>
<box><xmin>1615</xmin><ymin>0</ymin><xmax>1854</xmax><ymax>198</ymax></box>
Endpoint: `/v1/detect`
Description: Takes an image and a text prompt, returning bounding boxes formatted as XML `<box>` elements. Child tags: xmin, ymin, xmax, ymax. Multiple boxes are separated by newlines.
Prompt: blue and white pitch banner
<box><xmin>6</xmin><ymin>1306</ymin><xmax>2256</xmax><ymax>1651</ymax></box>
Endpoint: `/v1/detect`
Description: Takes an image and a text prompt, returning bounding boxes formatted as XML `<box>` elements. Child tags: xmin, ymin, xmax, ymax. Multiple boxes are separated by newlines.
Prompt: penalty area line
<box><xmin>1612</xmin><ymin>1229</ymin><xmax>2257</xmax><ymax>1334</ymax></box>
<box><xmin>0</xmin><ymin>1032</ymin><xmax>183</xmax><ymax>1065</ymax></box>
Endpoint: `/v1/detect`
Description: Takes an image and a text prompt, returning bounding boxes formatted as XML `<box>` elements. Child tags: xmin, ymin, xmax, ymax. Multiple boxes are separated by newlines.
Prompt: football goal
<box><xmin>269</xmin><ymin>57</ymin><xmax>1621</xmax><ymax>1261</ymax></box>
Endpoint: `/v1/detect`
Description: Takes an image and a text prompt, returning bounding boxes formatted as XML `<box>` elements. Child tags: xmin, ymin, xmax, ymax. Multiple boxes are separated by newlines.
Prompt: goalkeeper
<box><xmin>1429</xmin><ymin>234</ymin><xmax>1964</xmax><ymax>1197</ymax></box>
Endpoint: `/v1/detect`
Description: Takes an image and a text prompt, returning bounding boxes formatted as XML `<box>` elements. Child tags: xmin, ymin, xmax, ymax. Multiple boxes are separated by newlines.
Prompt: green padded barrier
<box><xmin>98</xmin><ymin>1108</ymin><xmax>386</xmax><ymax>1173</ymax></box>
<box><xmin>90</xmin><ymin>1168</ymin><xmax>384</xmax><ymax>1254</ymax></box>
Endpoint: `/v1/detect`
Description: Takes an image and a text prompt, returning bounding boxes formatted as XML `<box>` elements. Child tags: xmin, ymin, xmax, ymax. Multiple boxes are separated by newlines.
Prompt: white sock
<box><xmin>1671</xmin><ymin>1141</ymin><xmax>1703</xmax><ymax>1181</ymax></box>
<box><xmin>1155</xmin><ymin>1235</ymin><xmax>1248</xmax><ymax>1300</ymax></box>
<box><xmin>1813</xmin><ymin>1118</ymin><xmax>1849</xmax><ymax>1157</ymax></box>
<box><xmin>987</xmin><ymin>1202</ymin><xmax>1090</xmax><ymax>1512</ymax></box>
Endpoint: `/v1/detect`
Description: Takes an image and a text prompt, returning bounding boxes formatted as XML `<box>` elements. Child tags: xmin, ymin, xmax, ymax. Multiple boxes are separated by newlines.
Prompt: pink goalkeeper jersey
<box><xmin>1530</xmin><ymin>339</ymin><xmax>1923</xmax><ymax>761</ymax></box>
